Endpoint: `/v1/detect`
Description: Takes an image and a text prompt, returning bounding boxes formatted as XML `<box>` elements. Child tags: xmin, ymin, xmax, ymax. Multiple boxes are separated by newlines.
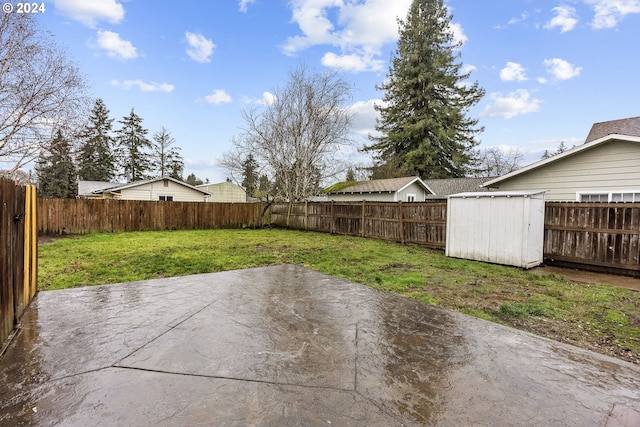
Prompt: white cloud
<box><xmin>95</xmin><ymin>31</ymin><xmax>138</xmax><ymax>60</ymax></box>
<box><xmin>347</xmin><ymin>99</ymin><xmax>382</xmax><ymax>136</ymax></box>
<box><xmin>545</xmin><ymin>5</ymin><xmax>578</xmax><ymax>33</ymax></box>
<box><xmin>583</xmin><ymin>0</ymin><xmax>640</xmax><ymax>29</ymax></box>
<box><xmin>185</xmin><ymin>32</ymin><xmax>215</xmax><ymax>63</ymax></box>
<box><xmin>282</xmin><ymin>0</ymin><xmax>413</xmax><ymax>72</ymax></box>
<box><xmin>205</xmin><ymin>89</ymin><xmax>232</xmax><ymax>104</ymax></box>
<box><xmin>448</xmin><ymin>22</ymin><xmax>468</xmax><ymax>46</ymax></box>
<box><xmin>111</xmin><ymin>80</ymin><xmax>174</xmax><ymax>92</ymax></box>
<box><xmin>321</xmin><ymin>52</ymin><xmax>384</xmax><ymax>73</ymax></box>
<box><xmin>260</xmin><ymin>92</ymin><xmax>277</xmax><ymax>106</ymax></box>
<box><xmin>499</xmin><ymin>62</ymin><xmax>527</xmax><ymax>82</ymax></box>
<box><xmin>481</xmin><ymin>89</ymin><xmax>542</xmax><ymax>119</ymax></box>
<box><xmin>543</xmin><ymin>58</ymin><xmax>582</xmax><ymax>80</ymax></box>
<box><xmin>53</xmin><ymin>0</ymin><xmax>124</xmax><ymax>27</ymax></box>
<box><xmin>494</xmin><ymin>10</ymin><xmax>540</xmax><ymax>29</ymax></box>
<box><xmin>242</xmin><ymin>92</ymin><xmax>277</xmax><ymax>106</ymax></box>
<box><xmin>238</xmin><ymin>0</ymin><xmax>256</xmax><ymax>13</ymax></box>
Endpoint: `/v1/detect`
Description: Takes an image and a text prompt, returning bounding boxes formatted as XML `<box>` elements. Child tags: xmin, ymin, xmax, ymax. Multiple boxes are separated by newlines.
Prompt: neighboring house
<box><xmin>324</xmin><ymin>176</ymin><xmax>433</xmax><ymax>202</ymax></box>
<box><xmin>197</xmin><ymin>180</ymin><xmax>247</xmax><ymax>202</ymax></box>
<box><xmin>78</xmin><ymin>176</ymin><xmax>211</xmax><ymax>202</ymax></box>
<box><xmin>77</xmin><ymin>180</ymin><xmax>119</xmax><ymax>199</ymax></box>
<box><xmin>483</xmin><ymin>120</ymin><xmax>640</xmax><ymax>202</ymax></box>
<box><xmin>423</xmin><ymin>177</ymin><xmax>495</xmax><ymax>199</ymax></box>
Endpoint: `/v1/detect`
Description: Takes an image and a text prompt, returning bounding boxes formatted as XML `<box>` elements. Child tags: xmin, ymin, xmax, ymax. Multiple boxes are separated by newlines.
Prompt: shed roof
<box><xmin>448</xmin><ymin>190</ymin><xmax>546</xmax><ymax>199</ymax></box>
<box><xmin>325</xmin><ymin>176</ymin><xmax>433</xmax><ymax>195</ymax></box>
<box><xmin>585</xmin><ymin>116</ymin><xmax>640</xmax><ymax>143</ymax></box>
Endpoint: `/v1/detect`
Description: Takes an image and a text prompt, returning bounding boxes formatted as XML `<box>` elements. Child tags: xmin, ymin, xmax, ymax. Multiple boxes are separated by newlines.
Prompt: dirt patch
<box><xmin>511</xmin><ymin>317</ymin><xmax>639</xmax><ymax>365</ymax></box>
<box><xmin>531</xmin><ymin>266</ymin><xmax>640</xmax><ymax>292</ymax></box>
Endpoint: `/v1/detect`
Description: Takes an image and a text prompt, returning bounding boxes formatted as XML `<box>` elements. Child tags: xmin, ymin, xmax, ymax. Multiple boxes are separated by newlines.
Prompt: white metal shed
<box><xmin>446</xmin><ymin>190</ymin><xmax>546</xmax><ymax>269</ymax></box>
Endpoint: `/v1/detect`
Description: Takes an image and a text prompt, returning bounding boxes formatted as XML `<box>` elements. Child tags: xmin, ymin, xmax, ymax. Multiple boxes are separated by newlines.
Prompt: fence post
<box><xmin>330</xmin><ymin>200</ymin><xmax>334</xmax><ymax>234</ymax></box>
<box><xmin>361</xmin><ymin>200</ymin><xmax>365</xmax><ymax>237</ymax></box>
<box><xmin>305</xmin><ymin>201</ymin><xmax>308</xmax><ymax>231</ymax></box>
<box><xmin>399</xmin><ymin>201</ymin><xmax>405</xmax><ymax>244</ymax></box>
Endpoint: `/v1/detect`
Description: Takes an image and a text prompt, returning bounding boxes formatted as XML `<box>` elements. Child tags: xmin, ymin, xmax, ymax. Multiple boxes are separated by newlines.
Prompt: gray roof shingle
<box><xmin>585</xmin><ymin>116</ymin><xmax>640</xmax><ymax>143</ymax></box>
<box><xmin>327</xmin><ymin>176</ymin><xmax>427</xmax><ymax>194</ymax></box>
<box><xmin>423</xmin><ymin>177</ymin><xmax>494</xmax><ymax>198</ymax></box>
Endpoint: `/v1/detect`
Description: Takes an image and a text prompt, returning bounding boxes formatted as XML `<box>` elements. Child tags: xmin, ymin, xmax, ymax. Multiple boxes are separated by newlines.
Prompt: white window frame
<box><xmin>159</xmin><ymin>195</ymin><xmax>174</xmax><ymax>201</ymax></box>
<box><xmin>576</xmin><ymin>190</ymin><xmax>640</xmax><ymax>202</ymax></box>
<box><xmin>406</xmin><ymin>193</ymin><xmax>416</xmax><ymax>202</ymax></box>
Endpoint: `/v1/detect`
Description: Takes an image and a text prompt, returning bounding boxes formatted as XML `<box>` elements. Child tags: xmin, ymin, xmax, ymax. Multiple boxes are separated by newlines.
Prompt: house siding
<box><xmin>119</xmin><ymin>179</ymin><xmax>208</xmax><ymax>202</ymax></box>
<box><xmin>397</xmin><ymin>182</ymin><xmax>429</xmax><ymax>201</ymax></box>
<box><xmin>198</xmin><ymin>182</ymin><xmax>246</xmax><ymax>202</ymax></box>
<box><xmin>490</xmin><ymin>140</ymin><xmax>640</xmax><ymax>201</ymax></box>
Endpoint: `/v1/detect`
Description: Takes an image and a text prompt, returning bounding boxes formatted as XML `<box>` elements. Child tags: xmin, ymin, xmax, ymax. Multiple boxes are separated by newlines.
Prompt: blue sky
<box><xmin>35</xmin><ymin>0</ymin><xmax>640</xmax><ymax>183</ymax></box>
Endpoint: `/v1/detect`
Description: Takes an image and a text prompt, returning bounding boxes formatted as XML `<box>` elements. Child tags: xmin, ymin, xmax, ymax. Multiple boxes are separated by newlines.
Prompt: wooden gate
<box><xmin>1</xmin><ymin>178</ymin><xmax>37</xmax><ymax>350</ymax></box>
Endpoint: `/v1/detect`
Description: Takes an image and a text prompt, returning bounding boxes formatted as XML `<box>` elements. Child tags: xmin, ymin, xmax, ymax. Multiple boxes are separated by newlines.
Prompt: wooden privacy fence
<box><xmin>544</xmin><ymin>202</ymin><xmax>640</xmax><ymax>276</ymax></box>
<box><xmin>38</xmin><ymin>198</ymin><xmax>267</xmax><ymax>235</ymax></box>
<box><xmin>270</xmin><ymin>201</ymin><xmax>447</xmax><ymax>249</ymax></box>
<box><xmin>1</xmin><ymin>178</ymin><xmax>37</xmax><ymax>350</ymax></box>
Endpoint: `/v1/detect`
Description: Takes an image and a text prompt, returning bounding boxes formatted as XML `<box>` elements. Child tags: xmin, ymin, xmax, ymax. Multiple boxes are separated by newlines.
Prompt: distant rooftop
<box><xmin>324</xmin><ymin>177</ymin><xmax>427</xmax><ymax>194</ymax></box>
<box><xmin>585</xmin><ymin>116</ymin><xmax>640</xmax><ymax>143</ymax></box>
<box><xmin>423</xmin><ymin>177</ymin><xmax>494</xmax><ymax>199</ymax></box>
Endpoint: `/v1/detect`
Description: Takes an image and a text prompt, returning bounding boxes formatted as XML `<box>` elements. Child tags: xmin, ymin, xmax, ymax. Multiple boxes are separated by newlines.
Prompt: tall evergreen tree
<box><xmin>555</xmin><ymin>141</ymin><xmax>567</xmax><ymax>155</ymax></box>
<box><xmin>115</xmin><ymin>108</ymin><xmax>152</xmax><ymax>182</ymax></box>
<box><xmin>365</xmin><ymin>0</ymin><xmax>484</xmax><ymax>179</ymax></box>
<box><xmin>36</xmin><ymin>130</ymin><xmax>77</xmax><ymax>198</ymax></box>
<box><xmin>77</xmin><ymin>99</ymin><xmax>115</xmax><ymax>181</ymax></box>
<box><xmin>151</xmin><ymin>126</ymin><xmax>184</xmax><ymax>179</ymax></box>
<box><xmin>241</xmin><ymin>154</ymin><xmax>259</xmax><ymax>197</ymax></box>
<box><xmin>185</xmin><ymin>173</ymin><xmax>204</xmax><ymax>186</ymax></box>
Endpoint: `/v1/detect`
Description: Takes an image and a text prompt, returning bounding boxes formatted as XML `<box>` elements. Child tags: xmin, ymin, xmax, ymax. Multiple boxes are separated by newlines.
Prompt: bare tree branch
<box><xmin>0</xmin><ymin>9</ymin><xmax>89</xmax><ymax>173</ymax></box>
<box><xmin>474</xmin><ymin>146</ymin><xmax>524</xmax><ymax>178</ymax></box>
<box><xmin>219</xmin><ymin>65</ymin><xmax>354</xmax><ymax>201</ymax></box>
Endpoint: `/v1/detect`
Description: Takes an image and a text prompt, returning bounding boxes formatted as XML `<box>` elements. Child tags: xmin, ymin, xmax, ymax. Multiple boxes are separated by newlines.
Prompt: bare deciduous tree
<box><xmin>474</xmin><ymin>146</ymin><xmax>524</xmax><ymax>178</ymax></box>
<box><xmin>0</xmin><ymin>9</ymin><xmax>88</xmax><ymax>174</ymax></box>
<box><xmin>219</xmin><ymin>65</ymin><xmax>354</xmax><ymax>202</ymax></box>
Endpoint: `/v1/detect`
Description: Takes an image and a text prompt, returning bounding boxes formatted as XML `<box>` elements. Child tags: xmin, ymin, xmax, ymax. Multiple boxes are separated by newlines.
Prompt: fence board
<box><xmin>37</xmin><ymin>199</ymin><xmax>267</xmax><ymax>235</ymax></box>
<box><xmin>270</xmin><ymin>201</ymin><xmax>447</xmax><ymax>249</ymax></box>
<box><xmin>1</xmin><ymin>178</ymin><xmax>37</xmax><ymax>350</ymax></box>
<box><xmin>544</xmin><ymin>202</ymin><xmax>640</xmax><ymax>276</ymax></box>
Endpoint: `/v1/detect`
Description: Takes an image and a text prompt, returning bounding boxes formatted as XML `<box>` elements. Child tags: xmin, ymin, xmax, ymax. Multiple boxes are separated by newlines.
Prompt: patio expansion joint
<box><xmin>112</xmin><ymin>365</ymin><xmax>355</xmax><ymax>393</ymax></box>
<box><xmin>113</xmin><ymin>299</ymin><xmax>218</xmax><ymax>368</ymax></box>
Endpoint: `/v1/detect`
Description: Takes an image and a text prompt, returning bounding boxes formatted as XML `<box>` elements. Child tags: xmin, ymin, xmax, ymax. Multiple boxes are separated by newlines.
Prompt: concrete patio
<box><xmin>1</xmin><ymin>265</ymin><xmax>639</xmax><ymax>426</ymax></box>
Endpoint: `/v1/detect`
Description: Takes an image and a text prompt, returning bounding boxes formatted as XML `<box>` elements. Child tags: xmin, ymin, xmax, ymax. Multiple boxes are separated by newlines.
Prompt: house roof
<box><xmin>109</xmin><ymin>176</ymin><xmax>212</xmax><ymax>196</ymax></box>
<box><xmin>325</xmin><ymin>176</ymin><xmax>434</xmax><ymax>195</ymax></box>
<box><xmin>423</xmin><ymin>177</ymin><xmax>494</xmax><ymax>198</ymax></box>
<box><xmin>585</xmin><ymin>116</ymin><xmax>640</xmax><ymax>143</ymax></box>
<box><xmin>80</xmin><ymin>177</ymin><xmax>212</xmax><ymax>196</ymax></box>
<box><xmin>78</xmin><ymin>180</ymin><xmax>123</xmax><ymax>196</ymax></box>
<box><xmin>483</xmin><ymin>134</ymin><xmax>640</xmax><ymax>187</ymax></box>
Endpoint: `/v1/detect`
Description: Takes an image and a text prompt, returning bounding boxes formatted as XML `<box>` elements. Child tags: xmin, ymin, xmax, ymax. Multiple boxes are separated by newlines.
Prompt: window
<box><xmin>578</xmin><ymin>191</ymin><xmax>640</xmax><ymax>202</ymax></box>
<box><xmin>163</xmin><ymin>179</ymin><xmax>169</xmax><ymax>188</ymax></box>
<box><xmin>159</xmin><ymin>195</ymin><xmax>174</xmax><ymax>201</ymax></box>
<box><xmin>406</xmin><ymin>193</ymin><xmax>416</xmax><ymax>202</ymax></box>
<box><xmin>579</xmin><ymin>193</ymin><xmax>608</xmax><ymax>202</ymax></box>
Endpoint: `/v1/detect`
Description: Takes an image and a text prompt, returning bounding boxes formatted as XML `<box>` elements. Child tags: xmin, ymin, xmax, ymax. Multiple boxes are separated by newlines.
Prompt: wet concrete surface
<box><xmin>1</xmin><ymin>264</ymin><xmax>639</xmax><ymax>426</ymax></box>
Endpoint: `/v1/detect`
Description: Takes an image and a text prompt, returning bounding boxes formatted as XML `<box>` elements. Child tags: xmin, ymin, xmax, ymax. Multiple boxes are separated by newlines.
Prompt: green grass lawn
<box><xmin>38</xmin><ymin>228</ymin><xmax>640</xmax><ymax>364</ymax></box>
